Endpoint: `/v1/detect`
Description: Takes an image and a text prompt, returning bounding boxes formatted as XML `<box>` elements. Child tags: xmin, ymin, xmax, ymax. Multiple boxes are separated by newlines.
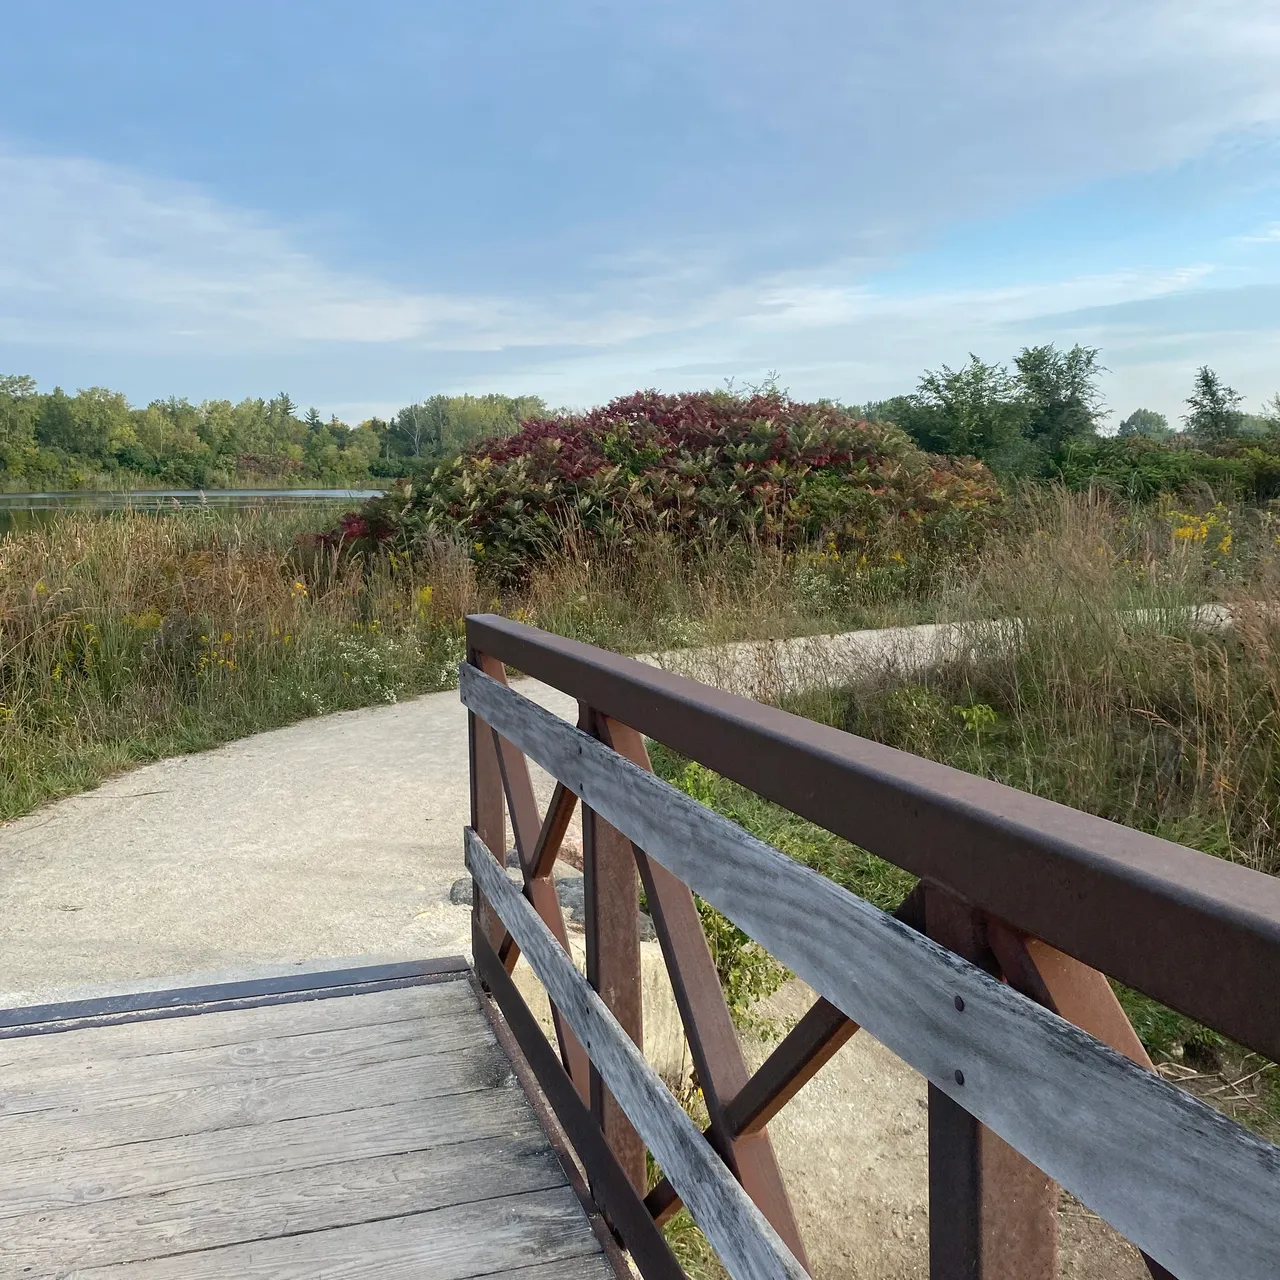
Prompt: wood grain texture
<box><xmin>2</xmin><ymin>1015</ymin><xmax>492</xmax><ymax>1116</ymax></box>
<box><xmin>926</xmin><ymin>889</ymin><xmax>1057</xmax><ymax>1280</ymax></box>
<box><xmin>478</xmin><ymin>657</ymin><xmax>593</xmax><ymax>1095</ymax></box>
<box><xmin>474</xmin><ymin>927</ymin><xmax>685</xmax><ymax>1280</ymax></box>
<box><xmin>469</xmin><ymin>1260</ymin><xmax>616</xmax><ymax>1280</ymax></box>
<box><xmin>65</xmin><ymin>1185</ymin><xmax>605</xmax><ymax>1280</ymax></box>
<box><xmin>467</xmin><ymin>826</ymin><xmax>809</xmax><ymax>1280</ymax></box>
<box><xmin>0</xmin><ymin>981</ymin><xmax>477</xmax><ymax>1069</ymax></box>
<box><xmin>985</xmin><ymin>920</ymin><xmax>1153</xmax><ymax>1069</ymax></box>
<box><xmin>461</xmin><ymin>664</ymin><xmax>1280</xmax><ymax>1280</ymax></box>
<box><xmin>3</xmin><ymin>1134</ymin><xmax>567</xmax><ymax>1273</ymax></box>
<box><xmin>1</xmin><ymin>1041</ymin><xmax>513</xmax><ymax>1161</ymax></box>
<box><xmin>596</xmin><ymin>714</ymin><xmax>806</xmax><ymax>1264</ymax></box>
<box><xmin>0</xmin><ymin>1090</ymin><xmax>538</xmax><ymax>1218</ymax></box>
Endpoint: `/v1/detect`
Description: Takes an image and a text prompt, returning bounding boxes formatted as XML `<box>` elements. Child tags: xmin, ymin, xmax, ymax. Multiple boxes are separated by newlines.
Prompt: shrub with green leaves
<box><xmin>347</xmin><ymin>389</ymin><xmax>1002</xmax><ymax>581</ymax></box>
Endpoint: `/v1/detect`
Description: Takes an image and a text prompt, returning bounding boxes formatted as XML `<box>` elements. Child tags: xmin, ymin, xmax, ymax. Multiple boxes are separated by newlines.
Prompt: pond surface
<box><xmin>0</xmin><ymin>489</ymin><xmax>383</xmax><ymax>534</ymax></box>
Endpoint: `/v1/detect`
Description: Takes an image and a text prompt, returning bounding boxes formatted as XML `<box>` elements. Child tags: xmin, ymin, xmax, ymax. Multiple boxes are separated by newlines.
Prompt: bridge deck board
<box><xmin>0</xmin><ymin>962</ymin><xmax>615</xmax><ymax>1279</ymax></box>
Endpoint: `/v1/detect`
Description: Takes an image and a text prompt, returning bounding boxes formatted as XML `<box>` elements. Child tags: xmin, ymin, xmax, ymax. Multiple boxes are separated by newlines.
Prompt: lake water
<box><xmin>0</xmin><ymin>488</ymin><xmax>383</xmax><ymax>535</ymax></box>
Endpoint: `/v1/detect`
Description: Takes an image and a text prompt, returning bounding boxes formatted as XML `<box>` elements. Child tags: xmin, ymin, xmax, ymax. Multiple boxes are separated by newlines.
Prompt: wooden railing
<box><xmin>461</xmin><ymin>614</ymin><xmax>1280</xmax><ymax>1280</ymax></box>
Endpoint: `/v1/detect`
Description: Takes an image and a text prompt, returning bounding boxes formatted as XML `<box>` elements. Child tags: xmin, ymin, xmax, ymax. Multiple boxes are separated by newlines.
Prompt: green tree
<box><xmin>1260</xmin><ymin>393</ymin><xmax>1280</xmax><ymax>434</ymax></box>
<box><xmin>1183</xmin><ymin>366</ymin><xmax>1243</xmax><ymax>443</ymax></box>
<box><xmin>915</xmin><ymin>355</ymin><xmax>1028</xmax><ymax>461</ymax></box>
<box><xmin>0</xmin><ymin>375</ymin><xmax>39</xmax><ymax>471</ymax></box>
<box><xmin>391</xmin><ymin>400</ymin><xmax>445</xmax><ymax>459</ymax></box>
<box><xmin>1118</xmin><ymin>408</ymin><xmax>1172</xmax><ymax>440</ymax></box>
<box><xmin>1014</xmin><ymin>344</ymin><xmax>1107</xmax><ymax>451</ymax></box>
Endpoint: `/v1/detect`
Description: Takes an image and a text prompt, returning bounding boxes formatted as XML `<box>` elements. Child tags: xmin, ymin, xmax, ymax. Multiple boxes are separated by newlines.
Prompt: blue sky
<box><xmin>1</xmin><ymin>1</ymin><xmax>1278</xmax><ymax>426</ymax></box>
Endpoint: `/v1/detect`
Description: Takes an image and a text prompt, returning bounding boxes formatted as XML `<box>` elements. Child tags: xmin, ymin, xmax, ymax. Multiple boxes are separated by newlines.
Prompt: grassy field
<box><xmin>5</xmin><ymin>487</ymin><xmax>1279</xmax><ymax>1271</ymax></box>
<box><xmin>651</xmin><ymin>488</ymin><xmax>1280</xmax><ymax>1144</ymax></box>
<box><xmin>0</xmin><ymin>507</ymin><xmax>459</xmax><ymax>818</ymax></box>
<box><xmin>0</xmin><ymin>500</ymin><xmax>976</xmax><ymax>822</ymax></box>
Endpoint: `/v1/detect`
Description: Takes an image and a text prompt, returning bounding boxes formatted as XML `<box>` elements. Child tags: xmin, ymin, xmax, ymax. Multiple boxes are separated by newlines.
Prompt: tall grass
<box><xmin>511</xmin><ymin>527</ymin><xmax>940</xmax><ymax>654</ymax></box>
<box><xmin>649</xmin><ymin>488</ymin><xmax>1280</xmax><ymax>1131</ymax></box>
<box><xmin>0</xmin><ymin>506</ymin><xmax>943</xmax><ymax>821</ymax></box>
<box><xmin>7</xmin><ymin>486</ymin><xmax>1277</xmax><ymax>869</ymax></box>
<box><xmin>0</xmin><ymin>508</ymin><xmax>477</xmax><ymax>819</ymax></box>
<box><xmin>815</xmin><ymin>487</ymin><xmax>1280</xmax><ymax>873</ymax></box>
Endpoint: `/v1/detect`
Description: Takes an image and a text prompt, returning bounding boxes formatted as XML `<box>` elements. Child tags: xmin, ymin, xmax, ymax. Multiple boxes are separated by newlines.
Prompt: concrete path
<box><xmin>1</xmin><ymin>620</ymin><xmax>958</xmax><ymax>1008</ymax></box>
<box><xmin>0</xmin><ymin>607</ymin><xmax>1229</xmax><ymax>1006</ymax></box>
<box><xmin>0</xmin><ymin>624</ymin><xmax>1156</xmax><ymax>1277</ymax></box>
<box><xmin>0</xmin><ymin>679</ymin><xmax>576</xmax><ymax>1008</ymax></box>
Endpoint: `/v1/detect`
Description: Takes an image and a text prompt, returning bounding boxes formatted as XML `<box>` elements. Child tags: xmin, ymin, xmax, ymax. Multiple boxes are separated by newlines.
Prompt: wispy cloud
<box><xmin>0</xmin><ymin>152</ymin><xmax>534</xmax><ymax>352</ymax></box>
<box><xmin>0</xmin><ymin>148</ymin><xmax>1233</xmax><ymax>369</ymax></box>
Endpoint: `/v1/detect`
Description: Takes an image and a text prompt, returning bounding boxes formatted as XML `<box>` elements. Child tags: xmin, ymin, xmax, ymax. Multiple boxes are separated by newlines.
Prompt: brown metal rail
<box><xmin>463</xmin><ymin>614</ymin><xmax>1280</xmax><ymax>1280</ymax></box>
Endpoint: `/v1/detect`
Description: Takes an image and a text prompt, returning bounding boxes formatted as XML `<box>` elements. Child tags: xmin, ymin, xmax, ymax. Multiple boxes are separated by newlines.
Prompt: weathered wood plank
<box><xmin>3</xmin><ymin>1134</ymin><xmax>567</xmax><ymax>1273</ymax></box>
<box><xmin>2</xmin><ymin>1014</ymin><xmax>493</xmax><ymax>1115</ymax></box>
<box><xmin>0</xmin><ymin>980</ymin><xmax>476</xmax><ymax>1068</ymax></box>
<box><xmin>0</xmin><ymin>959</ymin><xmax>469</xmax><ymax>1036</ymax></box>
<box><xmin>0</xmin><ymin>1090</ymin><xmax>538</xmax><ymax>1218</ymax></box>
<box><xmin>599</xmin><ymin>715</ymin><xmax>806</xmax><ymax>1262</ymax></box>
<box><xmin>478</xmin><ymin>656</ymin><xmax>593</xmax><ymax>1094</ymax></box>
<box><xmin>467</xmin><ymin>827</ymin><xmax>808</xmax><ymax>1280</ymax></box>
<box><xmin>461</xmin><ymin>664</ymin><xmax>1280</xmax><ymax>1280</ymax></box>
<box><xmin>472</xmin><ymin>1260</ymin><xmax>617</xmax><ymax>1280</ymax></box>
<box><xmin>1</xmin><ymin>1042</ymin><xmax>512</xmax><ymax>1161</ymax></box>
<box><xmin>473</xmin><ymin>925</ymin><xmax>685</xmax><ymax>1280</ymax></box>
<box><xmin>580</xmin><ymin>716</ymin><xmax>646</xmax><ymax>1195</ymax></box>
<box><xmin>926</xmin><ymin>889</ymin><xmax>1057</xmax><ymax>1280</ymax></box>
<box><xmin>66</xmin><ymin>1185</ymin><xmax>605</xmax><ymax>1279</ymax></box>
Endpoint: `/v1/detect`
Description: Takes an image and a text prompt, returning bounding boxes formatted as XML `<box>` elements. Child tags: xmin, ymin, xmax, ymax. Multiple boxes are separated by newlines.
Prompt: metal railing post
<box><xmin>467</xmin><ymin>645</ymin><xmax>507</xmax><ymax>960</ymax></box>
<box><xmin>925</xmin><ymin>888</ymin><xmax>1058</xmax><ymax>1280</ymax></box>
<box><xmin>580</xmin><ymin>704</ymin><xmax>647</xmax><ymax>1196</ymax></box>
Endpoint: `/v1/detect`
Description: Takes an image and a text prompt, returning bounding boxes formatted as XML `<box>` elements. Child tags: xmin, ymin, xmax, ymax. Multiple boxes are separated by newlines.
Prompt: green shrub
<box><xmin>343</xmin><ymin>389</ymin><xmax>1003</xmax><ymax>582</ymax></box>
<box><xmin>1054</xmin><ymin>435</ymin><xmax>1263</xmax><ymax>500</ymax></box>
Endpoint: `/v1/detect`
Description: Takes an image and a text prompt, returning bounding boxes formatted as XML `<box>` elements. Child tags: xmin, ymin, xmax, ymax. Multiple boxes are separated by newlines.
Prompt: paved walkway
<box><xmin>0</xmin><ymin>679</ymin><xmax>576</xmax><ymax>1008</ymax></box>
<box><xmin>0</xmin><ymin>624</ymin><xmax>1156</xmax><ymax>1278</ymax></box>
<box><xmin>0</xmin><ymin>608</ymin><xmax>1227</xmax><ymax>1007</ymax></box>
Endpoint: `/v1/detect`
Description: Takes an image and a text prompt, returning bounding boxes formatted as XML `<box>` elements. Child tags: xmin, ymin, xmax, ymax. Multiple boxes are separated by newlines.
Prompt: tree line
<box><xmin>855</xmin><ymin>346</ymin><xmax>1280</xmax><ymax>477</ymax></box>
<box><xmin>5</xmin><ymin>348</ymin><xmax>1278</xmax><ymax>493</ymax></box>
<box><xmin>0</xmin><ymin>377</ymin><xmax>546</xmax><ymax>490</ymax></box>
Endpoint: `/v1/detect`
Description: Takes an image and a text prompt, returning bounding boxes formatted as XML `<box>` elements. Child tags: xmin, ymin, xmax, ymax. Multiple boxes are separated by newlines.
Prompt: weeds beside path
<box><xmin>0</xmin><ymin>502</ymin><xmax>972</xmax><ymax>823</ymax></box>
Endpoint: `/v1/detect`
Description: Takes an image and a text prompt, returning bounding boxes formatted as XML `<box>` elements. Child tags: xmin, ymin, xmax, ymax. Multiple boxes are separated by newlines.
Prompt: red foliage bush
<box><xmin>335</xmin><ymin>390</ymin><xmax>1003</xmax><ymax>580</ymax></box>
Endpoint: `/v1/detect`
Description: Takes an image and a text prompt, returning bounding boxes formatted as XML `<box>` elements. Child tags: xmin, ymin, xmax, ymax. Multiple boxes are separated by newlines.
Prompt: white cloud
<box><xmin>0</xmin><ymin>151</ymin><xmax>536</xmax><ymax>352</ymax></box>
<box><xmin>738</xmin><ymin>266</ymin><xmax>1217</xmax><ymax>332</ymax></box>
<box><xmin>692</xmin><ymin>0</ymin><xmax>1280</xmax><ymax>194</ymax></box>
<box><xmin>1</xmin><ymin>147</ymin><xmax>1206</xmax><ymax>365</ymax></box>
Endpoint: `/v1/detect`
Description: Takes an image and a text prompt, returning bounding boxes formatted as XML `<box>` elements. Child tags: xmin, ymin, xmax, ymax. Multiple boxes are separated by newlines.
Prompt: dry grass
<box><xmin>761</xmin><ymin>487</ymin><xmax>1280</xmax><ymax>1128</ymax></box>
<box><xmin>0</xmin><ymin>505</ymin><xmax>937</xmax><ymax>822</ymax></box>
<box><xmin>0</xmin><ymin>508</ymin><xmax>475</xmax><ymax>819</ymax></box>
<box><xmin>818</xmin><ymin>487</ymin><xmax>1280</xmax><ymax>872</ymax></box>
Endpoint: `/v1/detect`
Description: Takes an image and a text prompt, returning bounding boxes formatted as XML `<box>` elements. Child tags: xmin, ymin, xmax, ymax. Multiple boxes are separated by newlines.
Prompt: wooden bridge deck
<box><xmin>0</xmin><ymin>959</ymin><xmax>617</xmax><ymax>1279</ymax></box>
